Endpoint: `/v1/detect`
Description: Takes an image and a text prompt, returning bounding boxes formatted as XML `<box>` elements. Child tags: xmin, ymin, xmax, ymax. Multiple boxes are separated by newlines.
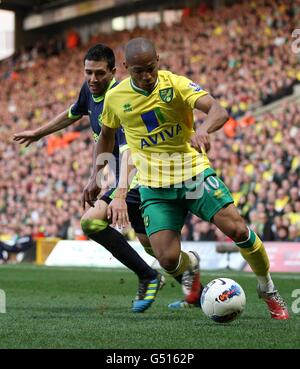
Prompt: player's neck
<box><xmin>130</xmin><ymin>78</ymin><xmax>158</xmax><ymax>95</ymax></box>
<box><xmin>92</xmin><ymin>77</ymin><xmax>116</xmax><ymax>102</ymax></box>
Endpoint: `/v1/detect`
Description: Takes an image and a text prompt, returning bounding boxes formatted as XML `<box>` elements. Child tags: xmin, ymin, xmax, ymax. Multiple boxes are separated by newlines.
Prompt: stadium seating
<box><xmin>0</xmin><ymin>0</ymin><xmax>299</xmax><ymax>242</ymax></box>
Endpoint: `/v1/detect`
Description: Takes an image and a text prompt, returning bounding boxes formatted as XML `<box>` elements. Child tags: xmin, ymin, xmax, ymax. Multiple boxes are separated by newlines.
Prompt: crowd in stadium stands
<box><xmin>0</xmin><ymin>0</ymin><xmax>300</xmax><ymax>244</ymax></box>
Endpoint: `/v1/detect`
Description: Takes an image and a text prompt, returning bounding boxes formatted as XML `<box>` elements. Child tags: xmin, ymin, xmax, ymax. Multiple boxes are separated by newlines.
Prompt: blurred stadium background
<box><xmin>0</xmin><ymin>0</ymin><xmax>299</xmax><ymax>349</ymax></box>
<box><xmin>0</xmin><ymin>0</ymin><xmax>299</xmax><ymax>267</ymax></box>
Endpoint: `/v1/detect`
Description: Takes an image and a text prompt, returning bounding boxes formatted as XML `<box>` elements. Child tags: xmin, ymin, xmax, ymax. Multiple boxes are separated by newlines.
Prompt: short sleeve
<box><xmin>68</xmin><ymin>84</ymin><xmax>89</xmax><ymax>118</ymax></box>
<box><xmin>175</xmin><ymin>75</ymin><xmax>208</xmax><ymax>109</ymax></box>
<box><xmin>101</xmin><ymin>95</ymin><xmax>122</xmax><ymax>129</ymax></box>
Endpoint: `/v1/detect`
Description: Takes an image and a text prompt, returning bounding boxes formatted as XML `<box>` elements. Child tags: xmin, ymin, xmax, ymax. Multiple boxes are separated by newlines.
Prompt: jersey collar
<box><xmin>92</xmin><ymin>77</ymin><xmax>117</xmax><ymax>102</ymax></box>
<box><xmin>130</xmin><ymin>78</ymin><xmax>158</xmax><ymax>96</ymax></box>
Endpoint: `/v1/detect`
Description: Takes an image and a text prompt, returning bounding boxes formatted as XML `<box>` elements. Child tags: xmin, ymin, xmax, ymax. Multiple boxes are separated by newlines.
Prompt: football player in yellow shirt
<box><xmin>83</xmin><ymin>38</ymin><xmax>289</xmax><ymax>319</ymax></box>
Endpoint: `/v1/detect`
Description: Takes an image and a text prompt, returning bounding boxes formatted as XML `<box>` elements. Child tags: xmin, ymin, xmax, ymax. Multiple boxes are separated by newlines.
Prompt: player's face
<box><xmin>125</xmin><ymin>53</ymin><xmax>159</xmax><ymax>93</ymax></box>
<box><xmin>84</xmin><ymin>59</ymin><xmax>116</xmax><ymax>95</ymax></box>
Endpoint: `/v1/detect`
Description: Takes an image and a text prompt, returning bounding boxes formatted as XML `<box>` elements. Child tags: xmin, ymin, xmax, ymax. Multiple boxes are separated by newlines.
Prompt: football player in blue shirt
<box><xmin>14</xmin><ymin>44</ymin><xmax>163</xmax><ymax>313</ymax></box>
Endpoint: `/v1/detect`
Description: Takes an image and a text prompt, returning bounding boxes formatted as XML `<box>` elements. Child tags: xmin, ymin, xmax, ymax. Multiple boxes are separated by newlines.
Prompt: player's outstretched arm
<box><xmin>82</xmin><ymin>124</ymin><xmax>116</xmax><ymax>209</ymax></box>
<box><xmin>190</xmin><ymin>94</ymin><xmax>229</xmax><ymax>152</ymax></box>
<box><xmin>13</xmin><ymin>109</ymin><xmax>79</xmax><ymax>147</ymax></box>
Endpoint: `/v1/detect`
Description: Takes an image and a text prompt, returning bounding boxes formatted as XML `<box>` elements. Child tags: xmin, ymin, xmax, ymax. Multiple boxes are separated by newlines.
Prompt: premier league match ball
<box><xmin>200</xmin><ymin>278</ymin><xmax>246</xmax><ymax>323</ymax></box>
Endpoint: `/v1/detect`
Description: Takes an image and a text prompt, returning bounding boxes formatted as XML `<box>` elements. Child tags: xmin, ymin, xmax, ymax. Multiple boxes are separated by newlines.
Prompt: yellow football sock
<box><xmin>165</xmin><ymin>251</ymin><xmax>190</xmax><ymax>278</ymax></box>
<box><xmin>237</xmin><ymin>227</ymin><xmax>270</xmax><ymax>276</ymax></box>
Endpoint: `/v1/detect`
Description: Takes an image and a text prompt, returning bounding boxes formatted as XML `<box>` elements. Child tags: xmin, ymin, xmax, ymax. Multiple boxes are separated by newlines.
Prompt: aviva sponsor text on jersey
<box><xmin>141</xmin><ymin>123</ymin><xmax>182</xmax><ymax>149</ymax></box>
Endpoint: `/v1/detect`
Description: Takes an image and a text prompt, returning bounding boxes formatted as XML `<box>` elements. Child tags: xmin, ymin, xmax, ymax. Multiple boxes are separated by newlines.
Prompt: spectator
<box><xmin>0</xmin><ymin>224</ymin><xmax>35</xmax><ymax>264</ymax></box>
<box><xmin>1</xmin><ymin>0</ymin><xmax>300</xmax><ymax>242</ymax></box>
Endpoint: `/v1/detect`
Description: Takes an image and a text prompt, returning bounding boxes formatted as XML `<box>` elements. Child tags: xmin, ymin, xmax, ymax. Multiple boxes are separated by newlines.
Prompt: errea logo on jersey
<box><xmin>123</xmin><ymin>103</ymin><xmax>132</xmax><ymax>112</ymax></box>
<box><xmin>188</xmin><ymin>82</ymin><xmax>203</xmax><ymax>92</ymax></box>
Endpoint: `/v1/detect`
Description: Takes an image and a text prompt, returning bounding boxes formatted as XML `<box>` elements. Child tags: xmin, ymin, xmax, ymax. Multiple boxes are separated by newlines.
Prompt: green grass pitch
<box><xmin>0</xmin><ymin>264</ymin><xmax>299</xmax><ymax>349</ymax></box>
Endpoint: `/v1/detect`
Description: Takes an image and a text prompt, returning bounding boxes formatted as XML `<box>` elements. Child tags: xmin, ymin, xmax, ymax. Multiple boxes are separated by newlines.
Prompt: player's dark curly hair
<box><xmin>84</xmin><ymin>44</ymin><xmax>115</xmax><ymax>70</ymax></box>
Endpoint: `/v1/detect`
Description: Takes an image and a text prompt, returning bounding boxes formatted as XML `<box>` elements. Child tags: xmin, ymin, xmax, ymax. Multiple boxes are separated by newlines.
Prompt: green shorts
<box><xmin>139</xmin><ymin>168</ymin><xmax>234</xmax><ymax>236</ymax></box>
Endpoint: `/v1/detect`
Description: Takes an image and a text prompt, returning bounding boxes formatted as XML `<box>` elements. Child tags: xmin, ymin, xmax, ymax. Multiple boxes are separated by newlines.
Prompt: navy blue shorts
<box><xmin>101</xmin><ymin>188</ymin><xmax>145</xmax><ymax>234</ymax></box>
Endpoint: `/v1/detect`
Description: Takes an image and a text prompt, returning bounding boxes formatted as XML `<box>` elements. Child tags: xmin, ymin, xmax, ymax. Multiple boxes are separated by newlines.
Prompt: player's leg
<box><xmin>124</xmin><ymin>193</ymin><xmax>165</xmax><ymax>312</ymax></box>
<box><xmin>81</xmin><ymin>199</ymin><xmax>157</xmax><ymax>280</ymax></box>
<box><xmin>123</xmin><ymin>188</ymin><xmax>156</xmax><ymax>258</ymax></box>
<box><xmin>191</xmin><ymin>171</ymin><xmax>289</xmax><ymax>320</ymax></box>
<box><xmin>136</xmin><ymin>233</ymin><xmax>155</xmax><ymax>257</ymax></box>
<box><xmin>80</xmin><ymin>197</ymin><xmax>162</xmax><ymax>313</ymax></box>
<box><xmin>139</xmin><ymin>186</ymin><xmax>202</xmax><ymax>304</ymax></box>
<box><xmin>126</xmin><ymin>190</ymin><xmax>189</xmax><ymax>284</ymax></box>
<box><xmin>213</xmin><ymin>204</ymin><xmax>269</xmax><ymax>278</ymax></box>
<box><xmin>136</xmin><ymin>230</ymin><xmax>193</xmax><ymax>284</ymax></box>
<box><xmin>127</xmin><ymin>188</ymin><xmax>191</xmax><ymax>287</ymax></box>
<box><xmin>128</xmin><ymin>232</ymin><xmax>164</xmax><ymax>312</ymax></box>
<box><xmin>127</xmin><ymin>189</ymin><xmax>191</xmax><ymax>290</ymax></box>
<box><xmin>126</xmin><ymin>188</ymin><xmax>197</xmax><ymax>309</ymax></box>
<box><xmin>149</xmin><ymin>230</ymin><xmax>201</xmax><ymax>304</ymax></box>
<box><xmin>213</xmin><ymin>204</ymin><xmax>289</xmax><ymax>320</ymax></box>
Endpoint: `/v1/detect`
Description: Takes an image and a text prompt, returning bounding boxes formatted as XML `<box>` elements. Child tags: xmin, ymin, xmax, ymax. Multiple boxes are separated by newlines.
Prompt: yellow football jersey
<box><xmin>102</xmin><ymin>70</ymin><xmax>212</xmax><ymax>187</ymax></box>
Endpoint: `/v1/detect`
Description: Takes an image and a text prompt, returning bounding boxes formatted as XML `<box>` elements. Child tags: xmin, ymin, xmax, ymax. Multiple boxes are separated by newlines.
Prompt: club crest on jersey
<box><xmin>159</xmin><ymin>88</ymin><xmax>173</xmax><ymax>103</ymax></box>
<box><xmin>123</xmin><ymin>103</ymin><xmax>132</xmax><ymax>112</ymax></box>
<box><xmin>188</xmin><ymin>82</ymin><xmax>203</xmax><ymax>92</ymax></box>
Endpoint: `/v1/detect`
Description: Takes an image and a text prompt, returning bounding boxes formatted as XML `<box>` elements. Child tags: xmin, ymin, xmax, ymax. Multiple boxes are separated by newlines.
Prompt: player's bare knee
<box><xmin>159</xmin><ymin>253</ymin><xmax>179</xmax><ymax>271</ymax></box>
<box><xmin>230</xmin><ymin>221</ymin><xmax>248</xmax><ymax>243</ymax></box>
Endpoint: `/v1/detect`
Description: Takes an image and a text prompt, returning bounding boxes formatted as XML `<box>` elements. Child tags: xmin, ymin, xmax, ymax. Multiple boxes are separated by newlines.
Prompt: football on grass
<box><xmin>200</xmin><ymin>278</ymin><xmax>246</xmax><ymax>323</ymax></box>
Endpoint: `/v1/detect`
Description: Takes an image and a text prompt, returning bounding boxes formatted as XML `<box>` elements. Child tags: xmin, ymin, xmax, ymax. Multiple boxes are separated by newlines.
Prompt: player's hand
<box><xmin>13</xmin><ymin>130</ymin><xmax>42</xmax><ymax>147</ymax></box>
<box><xmin>82</xmin><ymin>176</ymin><xmax>100</xmax><ymax>210</ymax></box>
<box><xmin>107</xmin><ymin>197</ymin><xmax>130</xmax><ymax>228</ymax></box>
<box><xmin>190</xmin><ymin>127</ymin><xmax>210</xmax><ymax>153</ymax></box>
